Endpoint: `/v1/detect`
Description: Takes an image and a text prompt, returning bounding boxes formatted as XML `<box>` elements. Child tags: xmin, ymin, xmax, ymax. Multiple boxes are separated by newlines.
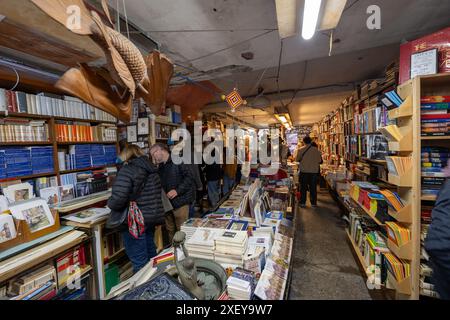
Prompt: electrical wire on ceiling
<box><xmin>122</xmin><ymin>0</ymin><xmax>131</xmax><ymax>39</ymax></box>
<box><xmin>275</xmin><ymin>39</ymin><xmax>285</xmax><ymax>109</ymax></box>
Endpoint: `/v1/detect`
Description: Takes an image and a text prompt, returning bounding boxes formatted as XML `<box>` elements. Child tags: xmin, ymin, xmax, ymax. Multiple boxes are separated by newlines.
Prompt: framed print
<box><xmin>3</xmin><ymin>183</ymin><xmax>34</xmax><ymax>204</ymax></box>
<box><xmin>411</xmin><ymin>48</ymin><xmax>438</xmax><ymax>79</ymax></box>
<box><xmin>39</xmin><ymin>187</ymin><xmax>60</xmax><ymax>205</ymax></box>
<box><xmin>59</xmin><ymin>185</ymin><xmax>75</xmax><ymax>202</ymax></box>
<box><xmin>127</xmin><ymin>125</ymin><xmax>137</xmax><ymax>142</ymax></box>
<box><xmin>137</xmin><ymin>118</ymin><xmax>149</xmax><ymax>135</ymax></box>
<box><xmin>0</xmin><ymin>214</ymin><xmax>17</xmax><ymax>243</ymax></box>
<box><xmin>9</xmin><ymin>199</ymin><xmax>55</xmax><ymax>233</ymax></box>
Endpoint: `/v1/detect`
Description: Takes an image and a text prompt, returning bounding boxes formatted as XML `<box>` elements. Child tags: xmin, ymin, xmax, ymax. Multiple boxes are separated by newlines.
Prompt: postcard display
<box><xmin>316</xmin><ymin>69</ymin><xmax>450</xmax><ymax>299</ymax></box>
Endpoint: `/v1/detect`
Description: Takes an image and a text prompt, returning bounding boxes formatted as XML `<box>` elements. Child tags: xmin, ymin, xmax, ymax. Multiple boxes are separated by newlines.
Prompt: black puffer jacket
<box><xmin>158</xmin><ymin>158</ymin><xmax>195</xmax><ymax>209</ymax></box>
<box><xmin>107</xmin><ymin>156</ymin><xmax>164</xmax><ymax>226</ymax></box>
<box><xmin>425</xmin><ymin>179</ymin><xmax>450</xmax><ymax>255</ymax></box>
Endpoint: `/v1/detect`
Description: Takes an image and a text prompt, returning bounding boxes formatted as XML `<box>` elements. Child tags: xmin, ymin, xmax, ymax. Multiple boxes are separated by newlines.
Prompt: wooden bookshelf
<box><xmin>420</xmin><ymin>136</ymin><xmax>450</xmax><ymax>140</ymax></box>
<box><xmin>0</xmin><ymin>111</ymin><xmax>117</xmax><ymax>125</ymax></box>
<box><xmin>57</xmin><ymin>141</ymin><xmax>117</xmax><ymax>145</ymax></box>
<box><xmin>0</xmin><ymin>141</ymin><xmax>52</xmax><ymax>146</ymax></box>
<box><xmin>60</xmin><ymin>166</ymin><xmax>115</xmax><ymax>175</ymax></box>
<box><xmin>349</xmin><ymin>198</ymin><xmax>385</xmax><ymax>226</ymax></box>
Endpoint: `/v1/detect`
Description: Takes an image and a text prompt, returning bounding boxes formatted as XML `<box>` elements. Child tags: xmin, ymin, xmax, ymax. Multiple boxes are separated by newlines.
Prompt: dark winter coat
<box><xmin>158</xmin><ymin>158</ymin><xmax>195</xmax><ymax>209</ymax></box>
<box><xmin>107</xmin><ymin>156</ymin><xmax>165</xmax><ymax>226</ymax></box>
<box><xmin>425</xmin><ymin>179</ymin><xmax>450</xmax><ymax>258</ymax></box>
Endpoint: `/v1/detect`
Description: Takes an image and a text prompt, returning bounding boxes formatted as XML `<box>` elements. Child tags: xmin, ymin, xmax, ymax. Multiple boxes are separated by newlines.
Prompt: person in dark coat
<box><xmin>150</xmin><ymin>143</ymin><xmax>195</xmax><ymax>241</ymax></box>
<box><xmin>107</xmin><ymin>145</ymin><xmax>164</xmax><ymax>273</ymax></box>
<box><xmin>425</xmin><ymin>175</ymin><xmax>450</xmax><ymax>300</ymax></box>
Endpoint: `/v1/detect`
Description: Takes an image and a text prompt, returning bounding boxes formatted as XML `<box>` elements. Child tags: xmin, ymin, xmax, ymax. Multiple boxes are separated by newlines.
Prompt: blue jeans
<box><xmin>121</xmin><ymin>225</ymin><xmax>156</xmax><ymax>273</ymax></box>
<box><xmin>207</xmin><ymin>180</ymin><xmax>221</xmax><ymax>207</ymax></box>
<box><xmin>223</xmin><ymin>174</ymin><xmax>235</xmax><ymax>195</ymax></box>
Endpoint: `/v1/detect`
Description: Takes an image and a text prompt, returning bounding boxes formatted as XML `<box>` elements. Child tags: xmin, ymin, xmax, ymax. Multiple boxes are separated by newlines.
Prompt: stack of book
<box><xmin>0</xmin><ymin>119</ymin><xmax>49</xmax><ymax>142</ymax></box>
<box><xmin>421</xmin><ymin>96</ymin><xmax>450</xmax><ymax>136</ymax></box>
<box><xmin>270</xmin><ymin>233</ymin><xmax>293</xmax><ymax>264</ymax></box>
<box><xmin>7</xmin><ymin>264</ymin><xmax>58</xmax><ymax>300</ymax></box>
<box><xmin>254</xmin><ymin>267</ymin><xmax>287</xmax><ymax>300</ymax></box>
<box><xmin>379</xmin><ymin>190</ymin><xmax>405</xmax><ymax>212</ymax></box>
<box><xmin>385</xmin><ymin>61</ymin><xmax>399</xmax><ymax>84</ymax></box>
<box><xmin>180</xmin><ymin>218</ymin><xmax>206</xmax><ymax>240</ymax></box>
<box><xmin>226</xmin><ymin>268</ymin><xmax>256</xmax><ymax>300</ymax></box>
<box><xmin>0</xmin><ymin>88</ymin><xmax>116</xmax><ymax>122</ymax></box>
<box><xmin>185</xmin><ymin>228</ymin><xmax>218</xmax><ymax>260</ymax></box>
<box><xmin>214</xmin><ymin>230</ymin><xmax>248</xmax><ymax>267</ymax></box>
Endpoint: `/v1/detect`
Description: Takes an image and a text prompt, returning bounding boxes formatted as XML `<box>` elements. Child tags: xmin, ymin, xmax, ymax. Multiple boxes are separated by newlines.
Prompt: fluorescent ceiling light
<box><xmin>319</xmin><ymin>0</ymin><xmax>347</xmax><ymax>31</ymax></box>
<box><xmin>302</xmin><ymin>0</ymin><xmax>322</xmax><ymax>40</ymax></box>
<box><xmin>275</xmin><ymin>0</ymin><xmax>298</xmax><ymax>39</ymax></box>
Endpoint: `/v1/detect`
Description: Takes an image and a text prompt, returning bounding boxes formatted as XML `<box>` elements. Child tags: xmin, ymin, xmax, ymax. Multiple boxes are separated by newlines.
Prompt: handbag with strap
<box><xmin>105</xmin><ymin>172</ymin><xmax>149</xmax><ymax>233</ymax></box>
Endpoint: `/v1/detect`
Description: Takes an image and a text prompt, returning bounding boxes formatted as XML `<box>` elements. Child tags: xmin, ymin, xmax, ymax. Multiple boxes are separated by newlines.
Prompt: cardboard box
<box><xmin>399</xmin><ymin>27</ymin><xmax>450</xmax><ymax>84</ymax></box>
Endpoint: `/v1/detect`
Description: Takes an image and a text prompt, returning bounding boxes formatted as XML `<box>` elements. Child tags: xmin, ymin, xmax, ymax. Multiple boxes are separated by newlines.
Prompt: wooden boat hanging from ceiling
<box><xmin>31</xmin><ymin>0</ymin><xmax>174</xmax><ymax>123</ymax></box>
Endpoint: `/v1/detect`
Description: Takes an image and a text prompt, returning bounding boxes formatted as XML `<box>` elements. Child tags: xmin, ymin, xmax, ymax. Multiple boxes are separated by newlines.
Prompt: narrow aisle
<box><xmin>289</xmin><ymin>190</ymin><xmax>373</xmax><ymax>300</ymax></box>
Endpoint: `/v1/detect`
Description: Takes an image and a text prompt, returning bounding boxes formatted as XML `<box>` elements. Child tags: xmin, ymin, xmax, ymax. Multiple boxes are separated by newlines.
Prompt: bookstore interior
<box><xmin>0</xmin><ymin>0</ymin><xmax>450</xmax><ymax>302</ymax></box>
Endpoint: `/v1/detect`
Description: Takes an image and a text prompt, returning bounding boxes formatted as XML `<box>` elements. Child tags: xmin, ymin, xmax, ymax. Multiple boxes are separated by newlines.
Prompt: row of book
<box><xmin>60</xmin><ymin>169</ymin><xmax>112</xmax><ymax>200</ymax></box>
<box><xmin>0</xmin><ymin>146</ymin><xmax>54</xmax><ymax>179</ymax></box>
<box><xmin>103</xmin><ymin>232</ymin><xmax>125</xmax><ymax>263</ymax></box>
<box><xmin>386</xmin><ymin>156</ymin><xmax>412</xmax><ymax>176</ymax></box>
<box><xmin>422</xmin><ymin>146</ymin><xmax>448</xmax><ymax>198</ymax></box>
<box><xmin>421</xmin><ymin>96</ymin><xmax>450</xmax><ymax>137</ymax></box>
<box><xmin>345</xmin><ymin>134</ymin><xmax>390</xmax><ymax>161</ymax></box>
<box><xmin>55</xmin><ymin>122</ymin><xmax>117</xmax><ymax>142</ymax></box>
<box><xmin>58</xmin><ymin>144</ymin><xmax>117</xmax><ymax>171</ymax></box>
<box><xmin>2</xmin><ymin>245</ymin><xmax>90</xmax><ymax>300</ymax></box>
<box><xmin>0</xmin><ymin>88</ymin><xmax>116</xmax><ymax>122</ymax></box>
<box><xmin>0</xmin><ymin>119</ymin><xmax>49</xmax><ymax>143</ymax></box>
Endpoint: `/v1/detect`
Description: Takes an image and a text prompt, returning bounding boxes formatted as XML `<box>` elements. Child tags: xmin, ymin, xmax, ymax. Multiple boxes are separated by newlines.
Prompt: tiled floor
<box><xmin>288</xmin><ymin>190</ymin><xmax>373</xmax><ymax>300</ymax></box>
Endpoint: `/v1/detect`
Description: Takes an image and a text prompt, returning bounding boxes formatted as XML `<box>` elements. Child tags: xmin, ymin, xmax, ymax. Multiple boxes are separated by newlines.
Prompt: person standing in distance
<box><xmin>296</xmin><ymin>136</ymin><xmax>323</xmax><ymax>208</ymax></box>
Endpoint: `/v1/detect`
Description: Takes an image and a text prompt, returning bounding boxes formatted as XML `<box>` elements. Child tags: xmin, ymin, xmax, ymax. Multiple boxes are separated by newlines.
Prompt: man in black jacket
<box><xmin>425</xmin><ymin>178</ymin><xmax>450</xmax><ymax>299</ymax></box>
<box><xmin>150</xmin><ymin>143</ymin><xmax>195</xmax><ymax>241</ymax></box>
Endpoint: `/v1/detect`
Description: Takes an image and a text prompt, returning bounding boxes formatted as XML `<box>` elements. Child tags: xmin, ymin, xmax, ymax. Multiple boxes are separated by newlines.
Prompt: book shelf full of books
<box><xmin>318</xmin><ymin>72</ymin><xmax>450</xmax><ymax>300</ymax></box>
<box><xmin>0</xmin><ymin>87</ymin><xmax>125</xmax><ymax>300</ymax></box>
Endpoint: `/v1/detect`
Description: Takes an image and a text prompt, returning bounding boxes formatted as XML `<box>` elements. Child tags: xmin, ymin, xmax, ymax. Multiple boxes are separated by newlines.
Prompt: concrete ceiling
<box><xmin>114</xmin><ymin>0</ymin><xmax>450</xmax><ymax>127</ymax></box>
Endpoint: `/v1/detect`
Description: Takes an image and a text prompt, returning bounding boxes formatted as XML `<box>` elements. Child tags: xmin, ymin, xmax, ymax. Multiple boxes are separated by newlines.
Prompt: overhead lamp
<box><xmin>276</xmin><ymin>0</ymin><xmax>347</xmax><ymax>40</ymax></box>
<box><xmin>302</xmin><ymin>0</ymin><xmax>322</xmax><ymax>40</ymax></box>
<box><xmin>279</xmin><ymin>115</ymin><xmax>288</xmax><ymax>123</ymax></box>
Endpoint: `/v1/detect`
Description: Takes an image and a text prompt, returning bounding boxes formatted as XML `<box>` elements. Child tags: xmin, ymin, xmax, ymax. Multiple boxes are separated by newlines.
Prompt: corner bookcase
<box><xmin>383</xmin><ymin>73</ymin><xmax>450</xmax><ymax>299</ymax></box>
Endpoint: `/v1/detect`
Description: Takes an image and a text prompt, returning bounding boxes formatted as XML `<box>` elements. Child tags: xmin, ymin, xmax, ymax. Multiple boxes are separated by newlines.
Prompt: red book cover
<box><xmin>38</xmin><ymin>288</ymin><xmax>57</xmax><ymax>300</ymax></box>
<box><xmin>78</xmin><ymin>245</ymin><xmax>86</xmax><ymax>266</ymax></box>
<box><xmin>422</xmin><ymin>114</ymin><xmax>450</xmax><ymax>119</ymax></box>
<box><xmin>422</xmin><ymin>96</ymin><xmax>450</xmax><ymax>104</ymax></box>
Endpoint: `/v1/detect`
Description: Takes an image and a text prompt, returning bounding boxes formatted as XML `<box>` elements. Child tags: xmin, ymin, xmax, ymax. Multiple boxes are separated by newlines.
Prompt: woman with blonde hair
<box><xmin>107</xmin><ymin>144</ymin><xmax>164</xmax><ymax>273</ymax></box>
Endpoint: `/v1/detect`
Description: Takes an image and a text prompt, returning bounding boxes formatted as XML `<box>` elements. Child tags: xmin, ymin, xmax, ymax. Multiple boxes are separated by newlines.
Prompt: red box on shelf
<box><xmin>399</xmin><ymin>27</ymin><xmax>450</xmax><ymax>84</ymax></box>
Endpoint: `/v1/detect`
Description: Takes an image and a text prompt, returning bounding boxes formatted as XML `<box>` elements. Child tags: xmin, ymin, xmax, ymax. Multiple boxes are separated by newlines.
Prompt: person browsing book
<box><xmin>107</xmin><ymin>145</ymin><xmax>165</xmax><ymax>273</ymax></box>
<box><xmin>150</xmin><ymin>143</ymin><xmax>195</xmax><ymax>241</ymax></box>
<box><xmin>296</xmin><ymin>136</ymin><xmax>323</xmax><ymax>208</ymax></box>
